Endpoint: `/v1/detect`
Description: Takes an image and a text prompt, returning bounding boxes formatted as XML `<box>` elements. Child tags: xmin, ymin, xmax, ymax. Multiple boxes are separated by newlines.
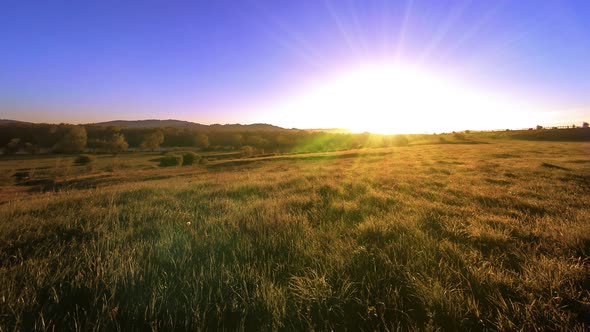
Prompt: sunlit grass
<box><xmin>0</xmin><ymin>141</ymin><xmax>589</xmax><ymax>330</ymax></box>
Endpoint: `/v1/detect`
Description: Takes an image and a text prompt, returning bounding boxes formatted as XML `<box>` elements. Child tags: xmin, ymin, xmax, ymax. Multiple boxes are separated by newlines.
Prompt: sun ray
<box><xmin>324</xmin><ymin>0</ymin><xmax>362</xmax><ymax>60</ymax></box>
<box><xmin>249</xmin><ymin>2</ymin><xmax>328</xmax><ymax>69</ymax></box>
<box><xmin>394</xmin><ymin>0</ymin><xmax>415</xmax><ymax>62</ymax></box>
<box><xmin>347</xmin><ymin>0</ymin><xmax>368</xmax><ymax>59</ymax></box>
<box><xmin>437</xmin><ymin>1</ymin><xmax>505</xmax><ymax>63</ymax></box>
<box><xmin>417</xmin><ymin>0</ymin><xmax>472</xmax><ymax>65</ymax></box>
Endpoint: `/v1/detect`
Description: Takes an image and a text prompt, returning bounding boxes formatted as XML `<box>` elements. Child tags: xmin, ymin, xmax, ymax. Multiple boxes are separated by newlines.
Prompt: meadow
<box><xmin>0</xmin><ymin>140</ymin><xmax>589</xmax><ymax>330</ymax></box>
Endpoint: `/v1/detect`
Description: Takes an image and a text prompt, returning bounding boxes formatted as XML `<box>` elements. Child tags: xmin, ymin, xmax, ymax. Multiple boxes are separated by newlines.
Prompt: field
<box><xmin>0</xmin><ymin>140</ymin><xmax>589</xmax><ymax>330</ymax></box>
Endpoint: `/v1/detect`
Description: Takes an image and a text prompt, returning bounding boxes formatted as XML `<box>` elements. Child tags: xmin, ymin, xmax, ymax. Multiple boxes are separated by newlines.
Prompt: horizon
<box><xmin>1</xmin><ymin>1</ymin><xmax>589</xmax><ymax>133</ymax></box>
<box><xmin>2</xmin><ymin>117</ymin><xmax>588</xmax><ymax>135</ymax></box>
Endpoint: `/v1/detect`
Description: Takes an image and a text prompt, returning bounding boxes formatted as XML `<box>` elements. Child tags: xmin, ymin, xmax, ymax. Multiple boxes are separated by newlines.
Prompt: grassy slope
<box><xmin>0</xmin><ymin>141</ymin><xmax>589</xmax><ymax>331</ymax></box>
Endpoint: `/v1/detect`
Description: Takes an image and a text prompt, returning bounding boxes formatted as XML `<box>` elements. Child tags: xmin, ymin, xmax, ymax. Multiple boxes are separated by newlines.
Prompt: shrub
<box><xmin>182</xmin><ymin>152</ymin><xmax>199</xmax><ymax>166</ymax></box>
<box><xmin>392</xmin><ymin>135</ymin><xmax>409</xmax><ymax>146</ymax></box>
<box><xmin>74</xmin><ymin>154</ymin><xmax>94</xmax><ymax>165</ymax></box>
<box><xmin>0</xmin><ymin>169</ymin><xmax>14</xmax><ymax>185</ymax></box>
<box><xmin>160</xmin><ymin>154</ymin><xmax>182</xmax><ymax>167</ymax></box>
<box><xmin>242</xmin><ymin>145</ymin><xmax>255</xmax><ymax>157</ymax></box>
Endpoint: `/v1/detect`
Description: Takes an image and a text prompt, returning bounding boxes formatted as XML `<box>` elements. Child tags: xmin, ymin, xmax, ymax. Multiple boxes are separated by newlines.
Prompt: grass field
<box><xmin>0</xmin><ymin>140</ymin><xmax>589</xmax><ymax>330</ymax></box>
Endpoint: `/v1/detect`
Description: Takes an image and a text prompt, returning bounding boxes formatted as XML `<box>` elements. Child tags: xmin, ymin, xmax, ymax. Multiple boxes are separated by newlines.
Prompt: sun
<box><xmin>310</xmin><ymin>64</ymin><xmax>447</xmax><ymax>133</ymax></box>
<box><xmin>264</xmin><ymin>63</ymin><xmax>540</xmax><ymax>134</ymax></box>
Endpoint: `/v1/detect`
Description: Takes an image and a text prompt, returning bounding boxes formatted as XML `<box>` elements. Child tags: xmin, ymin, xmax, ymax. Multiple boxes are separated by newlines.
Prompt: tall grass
<box><xmin>0</xmin><ymin>141</ymin><xmax>588</xmax><ymax>330</ymax></box>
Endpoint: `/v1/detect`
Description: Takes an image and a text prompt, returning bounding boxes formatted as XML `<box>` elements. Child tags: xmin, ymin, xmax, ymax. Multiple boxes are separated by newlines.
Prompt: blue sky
<box><xmin>1</xmin><ymin>0</ymin><xmax>589</xmax><ymax>130</ymax></box>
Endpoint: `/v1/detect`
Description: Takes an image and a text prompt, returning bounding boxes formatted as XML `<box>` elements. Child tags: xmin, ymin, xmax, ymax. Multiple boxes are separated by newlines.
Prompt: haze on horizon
<box><xmin>1</xmin><ymin>1</ymin><xmax>589</xmax><ymax>134</ymax></box>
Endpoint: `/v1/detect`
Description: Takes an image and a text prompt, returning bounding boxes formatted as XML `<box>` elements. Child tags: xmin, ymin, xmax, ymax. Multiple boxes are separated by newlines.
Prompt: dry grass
<box><xmin>0</xmin><ymin>141</ymin><xmax>589</xmax><ymax>330</ymax></box>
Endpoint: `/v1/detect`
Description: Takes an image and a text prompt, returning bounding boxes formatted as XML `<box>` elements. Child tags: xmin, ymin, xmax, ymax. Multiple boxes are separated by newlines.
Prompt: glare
<box><xmin>264</xmin><ymin>63</ymin><xmax>543</xmax><ymax>133</ymax></box>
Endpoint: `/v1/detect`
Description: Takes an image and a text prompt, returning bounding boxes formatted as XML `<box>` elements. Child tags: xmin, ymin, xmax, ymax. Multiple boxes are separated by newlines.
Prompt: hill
<box><xmin>96</xmin><ymin>119</ymin><xmax>288</xmax><ymax>131</ymax></box>
<box><xmin>0</xmin><ymin>119</ymin><xmax>31</xmax><ymax>124</ymax></box>
<box><xmin>96</xmin><ymin>119</ymin><xmax>206</xmax><ymax>129</ymax></box>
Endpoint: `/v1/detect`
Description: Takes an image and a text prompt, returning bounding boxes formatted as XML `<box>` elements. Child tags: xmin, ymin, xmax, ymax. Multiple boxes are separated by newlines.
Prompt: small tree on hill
<box><xmin>246</xmin><ymin>135</ymin><xmax>267</xmax><ymax>148</ymax></box>
<box><xmin>104</xmin><ymin>133</ymin><xmax>129</xmax><ymax>154</ymax></box>
<box><xmin>193</xmin><ymin>133</ymin><xmax>209</xmax><ymax>149</ymax></box>
<box><xmin>4</xmin><ymin>138</ymin><xmax>21</xmax><ymax>154</ymax></box>
<box><xmin>230</xmin><ymin>134</ymin><xmax>243</xmax><ymax>149</ymax></box>
<box><xmin>53</xmin><ymin>126</ymin><xmax>87</xmax><ymax>153</ymax></box>
<box><xmin>24</xmin><ymin>142</ymin><xmax>40</xmax><ymax>154</ymax></box>
<box><xmin>140</xmin><ymin>130</ymin><xmax>164</xmax><ymax>151</ymax></box>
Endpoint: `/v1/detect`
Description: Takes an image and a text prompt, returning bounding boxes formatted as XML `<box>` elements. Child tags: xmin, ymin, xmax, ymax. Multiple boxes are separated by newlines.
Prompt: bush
<box><xmin>74</xmin><ymin>154</ymin><xmax>94</xmax><ymax>165</ymax></box>
<box><xmin>160</xmin><ymin>154</ymin><xmax>182</xmax><ymax>167</ymax></box>
<box><xmin>392</xmin><ymin>135</ymin><xmax>409</xmax><ymax>146</ymax></box>
<box><xmin>242</xmin><ymin>145</ymin><xmax>255</xmax><ymax>157</ymax></box>
<box><xmin>182</xmin><ymin>152</ymin><xmax>199</xmax><ymax>166</ymax></box>
<box><xmin>0</xmin><ymin>169</ymin><xmax>14</xmax><ymax>185</ymax></box>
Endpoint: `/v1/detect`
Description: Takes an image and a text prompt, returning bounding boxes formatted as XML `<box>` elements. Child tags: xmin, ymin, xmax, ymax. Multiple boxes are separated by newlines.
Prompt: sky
<box><xmin>1</xmin><ymin>0</ymin><xmax>589</xmax><ymax>133</ymax></box>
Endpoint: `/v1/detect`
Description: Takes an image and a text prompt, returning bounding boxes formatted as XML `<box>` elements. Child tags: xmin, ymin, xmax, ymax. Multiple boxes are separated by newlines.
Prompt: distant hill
<box><xmin>304</xmin><ymin>128</ymin><xmax>352</xmax><ymax>134</ymax></box>
<box><xmin>1</xmin><ymin>118</ymin><xmax>342</xmax><ymax>133</ymax></box>
<box><xmin>95</xmin><ymin>119</ymin><xmax>205</xmax><ymax>128</ymax></box>
<box><xmin>95</xmin><ymin>119</ymin><xmax>287</xmax><ymax>131</ymax></box>
<box><xmin>3</xmin><ymin>118</ymin><xmax>359</xmax><ymax>134</ymax></box>
<box><xmin>208</xmin><ymin>123</ymin><xmax>289</xmax><ymax>131</ymax></box>
<box><xmin>0</xmin><ymin>119</ymin><xmax>31</xmax><ymax>124</ymax></box>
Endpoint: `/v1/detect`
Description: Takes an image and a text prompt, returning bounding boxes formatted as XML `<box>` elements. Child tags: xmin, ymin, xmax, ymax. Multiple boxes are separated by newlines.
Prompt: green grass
<box><xmin>0</xmin><ymin>141</ymin><xmax>589</xmax><ymax>330</ymax></box>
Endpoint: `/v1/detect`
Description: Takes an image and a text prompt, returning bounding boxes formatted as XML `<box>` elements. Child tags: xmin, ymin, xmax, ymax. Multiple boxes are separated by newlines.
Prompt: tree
<box><xmin>140</xmin><ymin>130</ymin><xmax>164</xmax><ymax>151</ymax></box>
<box><xmin>246</xmin><ymin>135</ymin><xmax>267</xmax><ymax>148</ymax></box>
<box><xmin>53</xmin><ymin>126</ymin><xmax>87</xmax><ymax>153</ymax></box>
<box><xmin>583</xmin><ymin>122</ymin><xmax>589</xmax><ymax>129</ymax></box>
<box><xmin>193</xmin><ymin>133</ymin><xmax>209</xmax><ymax>149</ymax></box>
<box><xmin>230</xmin><ymin>134</ymin><xmax>243</xmax><ymax>149</ymax></box>
<box><xmin>4</xmin><ymin>138</ymin><xmax>21</xmax><ymax>154</ymax></box>
<box><xmin>275</xmin><ymin>135</ymin><xmax>290</xmax><ymax>148</ymax></box>
<box><xmin>24</xmin><ymin>142</ymin><xmax>40</xmax><ymax>154</ymax></box>
<box><xmin>104</xmin><ymin>133</ymin><xmax>128</xmax><ymax>154</ymax></box>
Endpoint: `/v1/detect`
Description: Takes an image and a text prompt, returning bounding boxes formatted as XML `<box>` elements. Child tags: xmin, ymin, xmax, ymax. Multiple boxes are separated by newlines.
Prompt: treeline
<box><xmin>0</xmin><ymin>123</ymin><xmax>411</xmax><ymax>155</ymax></box>
<box><xmin>480</xmin><ymin>127</ymin><xmax>590</xmax><ymax>142</ymax></box>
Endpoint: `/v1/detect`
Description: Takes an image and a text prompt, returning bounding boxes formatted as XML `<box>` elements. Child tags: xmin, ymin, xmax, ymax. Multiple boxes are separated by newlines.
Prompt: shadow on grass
<box><xmin>418</xmin><ymin>211</ymin><xmax>527</xmax><ymax>272</ymax></box>
<box><xmin>0</xmin><ymin>224</ymin><xmax>95</xmax><ymax>268</ymax></box>
<box><xmin>410</xmin><ymin>139</ymin><xmax>489</xmax><ymax>146</ymax></box>
<box><xmin>541</xmin><ymin>162</ymin><xmax>569</xmax><ymax>170</ymax></box>
<box><xmin>21</xmin><ymin>175</ymin><xmax>113</xmax><ymax>192</ymax></box>
<box><xmin>207</xmin><ymin>150</ymin><xmax>394</xmax><ymax>170</ymax></box>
